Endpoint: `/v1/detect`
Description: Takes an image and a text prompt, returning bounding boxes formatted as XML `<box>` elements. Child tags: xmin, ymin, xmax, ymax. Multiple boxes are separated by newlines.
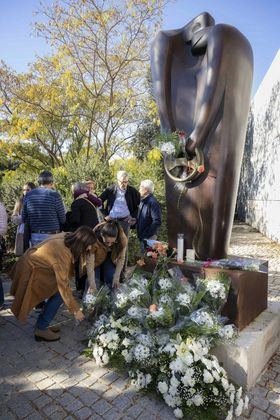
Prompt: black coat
<box><xmin>66</xmin><ymin>197</ymin><xmax>99</xmax><ymax>231</ymax></box>
<box><xmin>137</xmin><ymin>194</ymin><xmax>162</xmax><ymax>240</ymax></box>
<box><xmin>100</xmin><ymin>184</ymin><xmax>140</xmax><ymax>219</ymax></box>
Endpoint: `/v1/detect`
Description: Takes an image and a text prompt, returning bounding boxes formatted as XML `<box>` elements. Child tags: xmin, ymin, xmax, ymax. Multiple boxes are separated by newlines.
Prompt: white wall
<box><xmin>237</xmin><ymin>50</ymin><xmax>280</xmax><ymax>243</ymax></box>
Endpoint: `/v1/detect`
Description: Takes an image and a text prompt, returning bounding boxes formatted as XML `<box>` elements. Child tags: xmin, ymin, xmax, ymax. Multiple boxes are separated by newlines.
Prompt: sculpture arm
<box><xmin>187</xmin><ymin>25</ymin><xmax>227</xmax><ymax>152</ymax></box>
<box><xmin>151</xmin><ymin>31</ymin><xmax>178</xmax><ymax>132</ymax></box>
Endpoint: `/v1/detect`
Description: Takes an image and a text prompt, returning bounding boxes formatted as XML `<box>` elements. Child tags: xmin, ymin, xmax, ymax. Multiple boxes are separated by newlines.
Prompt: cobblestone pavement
<box><xmin>0</xmin><ymin>222</ymin><xmax>280</xmax><ymax>420</ymax></box>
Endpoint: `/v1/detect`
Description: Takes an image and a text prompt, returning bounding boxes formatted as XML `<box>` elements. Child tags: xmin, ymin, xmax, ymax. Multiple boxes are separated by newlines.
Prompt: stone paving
<box><xmin>0</xmin><ymin>222</ymin><xmax>280</xmax><ymax>420</ymax></box>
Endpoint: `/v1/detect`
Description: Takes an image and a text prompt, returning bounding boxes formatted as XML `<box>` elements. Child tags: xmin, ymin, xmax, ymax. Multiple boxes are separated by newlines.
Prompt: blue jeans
<box><xmin>31</xmin><ymin>233</ymin><xmax>51</xmax><ymax>247</ymax></box>
<box><xmin>95</xmin><ymin>257</ymin><xmax>116</xmax><ymax>290</ymax></box>
<box><xmin>36</xmin><ymin>292</ymin><xmax>63</xmax><ymax>330</ymax></box>
<box><xmin>0</xmin><ymin>278</ymin><xmax>4</xmax><ymax>306</ymax></box>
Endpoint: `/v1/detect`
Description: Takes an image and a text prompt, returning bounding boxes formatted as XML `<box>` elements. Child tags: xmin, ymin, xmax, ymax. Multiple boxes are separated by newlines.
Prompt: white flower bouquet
<box><xmin>87</xmin><ymin>263</ymin><xmax>248</xmax><ymax>419</ymax></box>
<box><xmin>83</xmin><ymin>286</ymin><xmax>111</xmax><ymax>319</ymax></box>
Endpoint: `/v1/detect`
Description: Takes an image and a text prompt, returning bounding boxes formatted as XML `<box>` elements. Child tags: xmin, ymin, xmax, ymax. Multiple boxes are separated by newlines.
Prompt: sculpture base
<box><xmin>142</xmin><ymin>256</ymin><xmax>268</xmax><ymax>330</ymax></box>
<box><xmin>213</xmin><ymin>301</ymin><xmax>280</xmax><ymax>389</ymax></box>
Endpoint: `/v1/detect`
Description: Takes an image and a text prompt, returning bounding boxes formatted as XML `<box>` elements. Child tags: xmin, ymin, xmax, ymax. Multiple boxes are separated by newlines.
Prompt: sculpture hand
<box><xmin>185</xmin><ymin>137</ymin><xmax>196</xmax><ymax>155</ymax></box>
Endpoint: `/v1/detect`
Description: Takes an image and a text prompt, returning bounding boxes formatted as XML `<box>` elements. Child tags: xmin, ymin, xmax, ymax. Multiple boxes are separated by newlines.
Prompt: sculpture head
<box><xmin>182</xmin><ymin>12</ymin><xmax>214</xmax><ymax>43</ymax></box>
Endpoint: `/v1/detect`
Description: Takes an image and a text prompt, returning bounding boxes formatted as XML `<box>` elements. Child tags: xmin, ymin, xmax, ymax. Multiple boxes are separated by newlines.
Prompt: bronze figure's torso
<box><xmin>151</xmin><ymin>12</ymin><xmax>253</xmax><ymax>259</ymax></box>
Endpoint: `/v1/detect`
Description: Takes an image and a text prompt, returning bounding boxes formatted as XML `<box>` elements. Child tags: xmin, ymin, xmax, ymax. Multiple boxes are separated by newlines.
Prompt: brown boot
<box><xmin>34</xmin><ymin>328</ymin><xmax>60</xmax><ymax>342</ymax></box>
<box><xmin>49</xmin><ymin>325</ymin><xmax>60</xmax><ymax>333</ymax></box>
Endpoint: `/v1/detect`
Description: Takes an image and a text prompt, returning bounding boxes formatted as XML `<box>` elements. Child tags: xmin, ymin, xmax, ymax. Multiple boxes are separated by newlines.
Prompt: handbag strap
<box><xmin>80</xmin><ymin>197</ymin><xmax>98</xmax><ymax>210</ymax></box>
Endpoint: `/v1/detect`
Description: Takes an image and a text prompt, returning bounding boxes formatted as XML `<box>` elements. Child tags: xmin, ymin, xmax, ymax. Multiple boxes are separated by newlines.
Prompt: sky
<box><xmin>0</xmin><ymin>0</ymin><xmax>279</xmax><ymax>96</ymax></box>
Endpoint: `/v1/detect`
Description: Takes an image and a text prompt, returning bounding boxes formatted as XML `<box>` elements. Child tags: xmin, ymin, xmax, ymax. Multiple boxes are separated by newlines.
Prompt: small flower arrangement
<box><xmin>147</xmin><ymin>131</ymin><xmax>205</xmax><ymax>185</ymax></box>
<box><xmin>83</xmin><ymin>286</ymin><xmax>111</xmax><ymax>320</ymax></box>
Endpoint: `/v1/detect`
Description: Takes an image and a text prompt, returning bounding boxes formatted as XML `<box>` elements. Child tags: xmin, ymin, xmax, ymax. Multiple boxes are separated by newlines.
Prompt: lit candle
<box><xmin>177</xmin><ymin>233</ymin><xmax>184</xmax><ymax>262</ymax></box>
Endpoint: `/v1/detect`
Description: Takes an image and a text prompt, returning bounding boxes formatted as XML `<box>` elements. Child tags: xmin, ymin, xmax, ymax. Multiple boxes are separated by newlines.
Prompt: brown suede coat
<box><xmin>10</xmin><ymin>225</ymin><xmax>127</xmax><ymax>322</ymax></box>
<box><xmin>92</xmin><ymin>222</ymin><xmax>128</xmax><ymax>267</ymax></box>
<box><xmin>10</xmin><ymin>233</ymin><xmax>80</xmax><ymax>322</ymax></box>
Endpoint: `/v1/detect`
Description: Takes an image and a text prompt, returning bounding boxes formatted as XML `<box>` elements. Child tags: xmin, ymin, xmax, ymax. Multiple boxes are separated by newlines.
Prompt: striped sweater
<box><xmin>0</xmin><ymin>201</ymin><xmax>7</xmax><ymax>236</ymax></box>
<box><xmin>22</xmin><ymin>187</ymin><xmax>66</xmax><ymax>232</ymax></box>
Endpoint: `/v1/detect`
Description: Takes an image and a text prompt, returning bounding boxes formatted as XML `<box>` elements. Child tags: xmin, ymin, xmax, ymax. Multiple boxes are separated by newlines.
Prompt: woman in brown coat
<box><xmin>86</xmin><ymin>221</ymin><xmax>128</xmax><ymax>291</ymax></box>
<box><xmin>10</xmin><ymin>226</ymin><xmax>97</xmax><ymax>342</ymax></box>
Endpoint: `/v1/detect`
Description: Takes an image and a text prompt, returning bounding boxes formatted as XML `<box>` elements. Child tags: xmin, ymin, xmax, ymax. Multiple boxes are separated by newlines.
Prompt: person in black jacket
<box><xmin>100</xmin><ymin>171</ymin><xmax>140</xmax><ymax>278</ymax></box>
<box><xmin>67</xmin><ymin>182</ymin><xmax>102</xmax><ymax>292</ymax></box>
<box><xmin>68</xmin><ymin>182</ymin><xmax>102</xmax><ymax>230</ymax></box>
<box><xmin>137</xmin><ymin>179</ymin><xmax>162</xmax><ymax>253</ymax></box>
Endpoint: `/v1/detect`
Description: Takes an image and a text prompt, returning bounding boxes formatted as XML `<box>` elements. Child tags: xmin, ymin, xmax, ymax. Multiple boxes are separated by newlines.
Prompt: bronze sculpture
<box><xmin>151</xmin><ymin>12</ymin><xmax>253</xmax><ymax>260</ymax></box>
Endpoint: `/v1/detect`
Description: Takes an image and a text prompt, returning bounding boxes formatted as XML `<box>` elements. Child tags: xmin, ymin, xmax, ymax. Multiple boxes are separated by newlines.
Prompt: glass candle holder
<box><xmin>177</xmin><ymin>233</ymin><xmax>184</xmax><ymax>262</ymax></box>
<box><xmin>186</xmin><ymin>249</ymin><xmax>195</xmax><ymax>261</ymax></box>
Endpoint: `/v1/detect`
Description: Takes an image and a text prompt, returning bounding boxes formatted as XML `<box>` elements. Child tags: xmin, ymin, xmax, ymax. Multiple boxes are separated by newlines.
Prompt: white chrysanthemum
<box><xmin>189</xmin><ymin>339</ymin><xmax>209</xmax><ymax>361</ymax></box>
<box><xmin>128</xmin><ymin>306</ymin><xmax>142</xmax><ymax>318</ymax></box>
<box><xmin>190</xmin><ymin>310</ymin><xmax>215</xmax><ymax>327</ymax></box>
<box><xmin>146</xmin><ymin>374</ymin><xmax>152</xmax><ymax>385</ymax></box>
<box><xmin>203</xmin><ymin>369</ymin><xmax>214</xmax><ymax>384</ymax></box>
<box><xmin>170</xmin><ymin>358</ymin><xmax>185</xmax><ymax>373</ymax></box>
<box><xmin>139</xmin><ymin>277</ymin><xmax>148</xmax><ymax>287</ymax></box>
<box><xmin>235</xmin><ymin>398</ymin><xmax>244</xmax><ymax>417</ymax></box>
<box><xmin>212</xmin><ymin>386</ymin><xmax>219</xmax><ymax>396</ymax></box>
<box><xmin>115</xmin><ymin>292</ymin><xmax>129</xmax><ymax>307</ymax></box>
<box><xmin>212</xmin><ymin>370</ymin><xmax>221</xmax><ymax>382</ymax></box>
<box><xmin>160</xmin><ymin>141</ymin><xmax>175</xmax><ymax>155</ymax></box>
<box><xmin>122</xmin><ymin>349</ymin><xmax>133</xmax><ymax>363</ymax></box>
<box><xmin>164</xmin><ymin>393</ymin><xmax>181</xmax><ymax>408</ymax></box>
<box><xmin>83</xmin><ymin>293</ymin><xmax>97</xmax><ymax>304</ymax></box>
<box><xmin>162</xmin><ymin>343</ymin><xmax>176</xmax><ymax>355</ymax></box>
<box><xmin>129</xmin><ymin>289</ymin><xmax>143</xmax><ymax>300</ymax></box>
<box><xmin>225</xmin><ymin>407</ymin><xmax>233</xmax><ymax>420</ymax></box>
<box><xmin>182</xmin><ymin>373</ymin><xmax>195</xmax><ymax>388</ymax></box>
<box><xmin>222</xmin><ymin>377</ymin><xmax>229</xmax><ymax>390</ymax></box>
<box><xmin>192</xmin><ymin>394</ymin><xmax>204</xmax><ymax>406</ymax></box>
<box><xmin>134</xmin><ymin>344</ymin><xmax>150</xmax><ymax>361</ymax></box>
<box><xmin>201</xmin><ymin>356</ymin><xmax>212</xmax><ymax>370</ymax></box>
<box><xmin>92</xmin><ymin>344</ymin><xmax>103</xmax><ymax>359</ymax></box>
<box><xmin>136</xmin><ymin>334</ymin><xmax>153</xmax><ymax>347</ymax></box>
<box><xmin>206</xmin><ymin>279</ymin><xmax>226</xmax><ymax>299</ymax></box>
<box><xmin>170</xmin><ymin>375</ymin><xmax>180</xmax><ymax>387</ymax></box>
<box><xmin>174</xmin><ymin>408</ymin><xmax>183</xmax><ymax>419</ymax></box>
<box><xmin>176</xmin><ymin>293</ymin><xmax>191</xmax><ymax>306</ymax></box>
<box><xmin>169</xmin><ymin>385</ymin><xmax>178</xmax><ymax>396</ymax></box>
<box><xmin>159</xmin><ymin>294</ymin><xmax>172</xmax><ymax>304</ymax></box>
<box><xmin>219</xmin><ymin>324</ymin><xmax>235</xmax><ymax>340</ymax></box>
<box><xmin>131</xmin><ymin>370</ymin><xmax>152</xmax><ymax>390</ymax></box>
<box><xmin>102</xmin><ymin>351</ymin><xmax>109</xmax><ymax>365</ymax></box>
<box><xmin>122</xmin><ymin>338</ymin><xmax>132</xmax><ymax>348</ymax></box>
<box><xmin>158</xmin><ymin>278</ymin><xmax>173</xmax><ymax>291</ymax></box>
<box><xmin>158</xmin><ymin>381</ymin><xmax>168</xmax><ymax>394</ymax></box>
<box><xmin>236</xmin><ymin>386</ymin><xmax>243</xmax><ymax>402</ymax></box>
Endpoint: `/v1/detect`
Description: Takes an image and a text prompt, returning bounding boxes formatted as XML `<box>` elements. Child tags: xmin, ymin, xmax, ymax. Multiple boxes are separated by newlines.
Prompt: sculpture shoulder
<box><xmin>210</xmin><ymin>24</ymin><xmax>252</xmax><ymax>51</ymax></box>
<box><xmin>151</xmin><ymin>28</ymin><xmax>181</xmax><ymax>48</ymax></box>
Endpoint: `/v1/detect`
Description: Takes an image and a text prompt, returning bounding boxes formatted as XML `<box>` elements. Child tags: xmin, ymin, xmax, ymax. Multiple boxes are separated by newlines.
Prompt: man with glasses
<box><xmin>100</xmin><ymin>171</ymin><xmax>140</xmax><ymax>236</ymax></box>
